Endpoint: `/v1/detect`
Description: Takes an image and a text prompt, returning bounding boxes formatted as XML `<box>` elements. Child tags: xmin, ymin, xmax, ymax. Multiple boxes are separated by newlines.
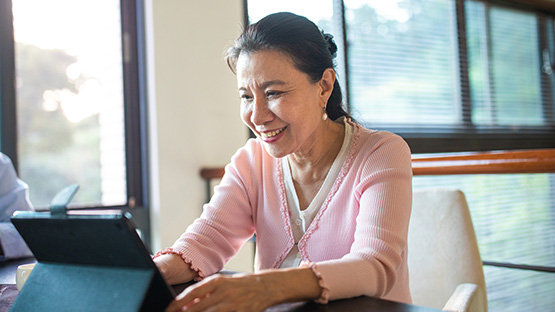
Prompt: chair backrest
<box><xmin>408</xmin><ymin>189</ymin><xmax>487</xmax><ymax>311</ymax></box>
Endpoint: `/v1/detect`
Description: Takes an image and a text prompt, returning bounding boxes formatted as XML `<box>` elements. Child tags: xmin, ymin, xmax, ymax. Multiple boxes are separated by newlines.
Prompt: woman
<box><xmin>155</xmin><ymin>12</ymin><xmax>413</xmax><ymax>312</ymax></box>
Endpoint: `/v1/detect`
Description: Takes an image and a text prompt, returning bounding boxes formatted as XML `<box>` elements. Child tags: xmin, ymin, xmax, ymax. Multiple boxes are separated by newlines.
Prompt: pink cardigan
<box><xmin>164</xmin><ymin>122</ymin><xmax>413</xmax><ymax>304</ymax></box>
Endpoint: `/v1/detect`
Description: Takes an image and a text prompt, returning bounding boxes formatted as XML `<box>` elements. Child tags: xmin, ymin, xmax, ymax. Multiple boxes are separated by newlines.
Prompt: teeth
<box><xmin>261</xmin><ymin>127</ymin><xmax>286</xmax><ymax>138</ymax></box>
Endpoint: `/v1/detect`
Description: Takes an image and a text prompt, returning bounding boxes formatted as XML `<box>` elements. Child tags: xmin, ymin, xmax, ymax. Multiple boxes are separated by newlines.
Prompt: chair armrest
<box><xmin>443</xmin><ymin>283</ymin><xmax>486</xmax><ymax>312</ymax></box>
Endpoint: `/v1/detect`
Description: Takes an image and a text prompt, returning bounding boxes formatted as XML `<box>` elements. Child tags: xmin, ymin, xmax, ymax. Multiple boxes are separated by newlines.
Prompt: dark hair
<box><xmin>226</xmin><ymin>12</ymin><xmax>350</xmax><ymax>121</ymax></box>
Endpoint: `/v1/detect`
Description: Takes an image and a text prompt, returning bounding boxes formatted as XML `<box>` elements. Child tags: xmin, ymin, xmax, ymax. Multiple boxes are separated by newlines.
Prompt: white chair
<box><xmin>408</xmin><ymin>189</ymin><xmax>488</xmax><ymax>312</ymax></box>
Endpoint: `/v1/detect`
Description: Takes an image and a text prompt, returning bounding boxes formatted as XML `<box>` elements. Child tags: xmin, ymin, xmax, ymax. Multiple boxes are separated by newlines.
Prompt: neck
<box><xmin>287</xmin><ymin>119</ymin><xmax>344</xmax><ymax>185</ymax></box>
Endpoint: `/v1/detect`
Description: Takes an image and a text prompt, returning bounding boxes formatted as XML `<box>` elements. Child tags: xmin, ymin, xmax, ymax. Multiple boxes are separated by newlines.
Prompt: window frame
<box><xmin>0</xmin><ymin>0</ymin><xmax>18</xmax><ymax>166</ymax></box>
<box><xmin>348</xmin><ymin>0</ymin><xmax>555</xmax><ymax>153</ymax></box>
<box><xmin>0</xmin><ymin>0</ymin><xmax>152</xmax><ymax>248</ymax></box>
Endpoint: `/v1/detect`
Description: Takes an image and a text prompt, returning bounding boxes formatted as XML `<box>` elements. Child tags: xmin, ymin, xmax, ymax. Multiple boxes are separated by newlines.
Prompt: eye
<box><xmin>266</xmin><ymin>90</ymin><xmax>283</xmax><ymax>99</ymax></box>
<box><xmin>240</xmin><ymin>93</ymin><xmax>253</xmax><ymax>103</ymax></box>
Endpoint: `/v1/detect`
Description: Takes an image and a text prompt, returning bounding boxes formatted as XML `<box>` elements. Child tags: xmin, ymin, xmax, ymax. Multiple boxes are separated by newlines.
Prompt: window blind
<box><xmin>467</xmin><ymin>2</ymin><xmax>545</xmax><ymax>126</ymax></box>
<box><xmin>345</xmin><ymin>0</ymin><xmax>555</xmax><ymax>153</ymax></box>
<box><xmin>345</xmin><ymin>0</ymin><xmax>461</xmax><ymax>126</ymax></box>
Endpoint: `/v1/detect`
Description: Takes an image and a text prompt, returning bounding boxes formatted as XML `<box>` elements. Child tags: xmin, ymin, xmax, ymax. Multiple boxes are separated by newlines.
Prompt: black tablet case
<box><xmin>10</xmin><ymin>211</ymin><xmax>175</xmax><ymax>311</ymax></box>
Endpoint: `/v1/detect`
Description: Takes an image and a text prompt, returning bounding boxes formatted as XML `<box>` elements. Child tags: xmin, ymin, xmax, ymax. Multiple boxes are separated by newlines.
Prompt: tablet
<box><xmin>11</xmin><ymin>210</ymin><xmax>175</xmax><ymax>311</ymax></box>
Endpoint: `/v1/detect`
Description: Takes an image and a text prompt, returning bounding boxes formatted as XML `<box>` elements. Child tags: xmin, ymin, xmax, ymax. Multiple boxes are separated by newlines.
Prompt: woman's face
<box><xmin>236</xmin><ymin>50</ymin><xmax>334</xmax><ymax>158</ymax></box>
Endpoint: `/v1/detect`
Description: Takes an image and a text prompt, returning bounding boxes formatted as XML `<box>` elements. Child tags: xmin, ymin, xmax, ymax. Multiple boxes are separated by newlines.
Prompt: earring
<box><xmin>322</xmin><ymin>107</ymin><xmax>328</xmax><ymax>121</ymax></box>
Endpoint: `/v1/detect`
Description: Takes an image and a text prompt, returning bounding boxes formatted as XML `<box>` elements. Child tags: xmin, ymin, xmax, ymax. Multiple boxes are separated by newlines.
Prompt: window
<box><xmin>346</xmin><ymin>0</ymin><xmax>461</xmax><ymax>126</ymax></box>
<box><xmin>345</xmin><ymin>0</ymin><xmax>555</xmax><ymax>153</ymax></box>
<box><xmin>0</xmin><ymin>0</ymin><xmax>150</xmax><ymax>245</ymax></box>
<box><xmin>467</xmin><ymin>3</ymin><xmax>546</xmax><ymax>126</ymax></box>
<box><xmin>12</xmin><ymin>0</ymin><xmax>127</xmax><ymax>208</ymax></box>
<box><xmin>247</xmin><ymin>1</ymin><xmax>555</xmax><ymax>311</ymax></box>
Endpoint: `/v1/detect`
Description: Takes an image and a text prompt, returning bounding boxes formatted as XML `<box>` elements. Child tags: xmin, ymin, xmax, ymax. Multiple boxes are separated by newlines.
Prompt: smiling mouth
<box><xmin>260</xmin><ymin>126</ymin><xmax>287</xmax><ymax>139</ymax></box>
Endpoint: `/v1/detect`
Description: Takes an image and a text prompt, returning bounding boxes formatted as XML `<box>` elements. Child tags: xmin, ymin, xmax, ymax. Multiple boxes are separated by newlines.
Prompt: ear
<box><xmin>318</xmin><ymin>68</ymin><xmax>336</xmax><ymax>106</ymax></box>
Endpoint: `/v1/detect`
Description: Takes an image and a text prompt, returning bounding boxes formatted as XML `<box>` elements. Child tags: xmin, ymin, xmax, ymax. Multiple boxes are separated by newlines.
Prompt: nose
<box><xmin>250</xmin><ymin>96</ymin><xmax>273</xmax><ymax>126</ymax></box>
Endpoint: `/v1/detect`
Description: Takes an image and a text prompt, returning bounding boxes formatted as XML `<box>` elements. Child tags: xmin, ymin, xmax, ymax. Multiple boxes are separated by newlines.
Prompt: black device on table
<box><xmin>10</xmin><ymin>210</ymin><xmax>175</xmax><ymax>311</ymax></box>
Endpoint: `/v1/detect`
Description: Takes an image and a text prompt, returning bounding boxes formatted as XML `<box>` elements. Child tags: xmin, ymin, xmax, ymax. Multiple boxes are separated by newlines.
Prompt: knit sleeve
<box><xmin>161</xmin><ymin>140</ymin><xmax>260</xmax><ymax>278</ymax></box>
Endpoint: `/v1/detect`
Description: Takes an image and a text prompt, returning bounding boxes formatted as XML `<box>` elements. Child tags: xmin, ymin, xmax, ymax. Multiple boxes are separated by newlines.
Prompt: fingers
<box><xmin>164</xmin><ymin>274</ymin><xmax>270</xmax><ymax>312</ymax></box>
<box><xmin>166</xmin><ymin>275</ymin><xmax>226</xmax><ymax>312</ymax></box>
<box><xmin>166</xmin><ymin>293</ymin><xmax>208</xmax><ymax>312</ymax></box>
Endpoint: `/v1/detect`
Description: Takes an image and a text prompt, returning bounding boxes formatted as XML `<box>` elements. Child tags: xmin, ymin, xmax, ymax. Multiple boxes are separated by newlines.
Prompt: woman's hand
<box><xmin>154</xmin><ymin>253</ymin><xmax>197</xmax><ymax>285</ymax></box>
<box><xmin>165</xmin><ymin>273</ymin><xmax>276</xmax><ymax>312</ymax></box>
<box><xmin>165</xmin><ymin>267</ymin><xmax>322</xmax><ymax>312</ymax></box>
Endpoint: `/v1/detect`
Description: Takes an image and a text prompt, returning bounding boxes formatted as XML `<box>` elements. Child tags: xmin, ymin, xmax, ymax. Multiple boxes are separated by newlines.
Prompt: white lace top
<box><xmin>280</xmin><ymin>117</ymin><xmax>353</xmax><ymax>268</ymax></box>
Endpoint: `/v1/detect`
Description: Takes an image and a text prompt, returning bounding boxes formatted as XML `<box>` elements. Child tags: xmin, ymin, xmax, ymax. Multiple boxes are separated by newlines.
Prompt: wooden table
<box><xmin>0</xmin><ymin>258</ymin><xmax>439</xmax><ymax>311</ymax></box>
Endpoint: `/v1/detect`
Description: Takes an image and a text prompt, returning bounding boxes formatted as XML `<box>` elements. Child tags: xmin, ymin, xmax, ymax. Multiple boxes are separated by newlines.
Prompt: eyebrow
<box><xmin>238</xmin><ymin>80</ymin><xmax>287</xmax><ymax>92</ymax></box>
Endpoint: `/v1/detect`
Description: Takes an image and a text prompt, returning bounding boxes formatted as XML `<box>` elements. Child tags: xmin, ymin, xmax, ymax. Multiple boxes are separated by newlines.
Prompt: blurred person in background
<box><xmin>0</xmin><ymin>153</ymin><xmax>33</xmax><ymax>260</ymax></box>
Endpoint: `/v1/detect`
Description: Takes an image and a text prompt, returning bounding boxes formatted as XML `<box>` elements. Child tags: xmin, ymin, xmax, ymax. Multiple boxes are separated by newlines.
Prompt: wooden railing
<box><xmin>201</xmin><ymin>148</ymin><xmax>555</xmax><ymax>182</ymax></box>
<box><xmin>411</xmin><ymin>148</ymin><xmax>555</xmax><ymax>175</ymax></box>
<box><xmin>200</xmin><ymin>167</ymin><xmax>226</xmax><ymax>182</ymax></box>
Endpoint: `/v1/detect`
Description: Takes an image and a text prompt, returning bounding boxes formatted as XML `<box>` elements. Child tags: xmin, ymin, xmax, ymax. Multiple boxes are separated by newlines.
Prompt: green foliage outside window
<box><xmin>15</xmin><ymin>43</ymin><xmax>101</xmax><ymax>207</ymax></box>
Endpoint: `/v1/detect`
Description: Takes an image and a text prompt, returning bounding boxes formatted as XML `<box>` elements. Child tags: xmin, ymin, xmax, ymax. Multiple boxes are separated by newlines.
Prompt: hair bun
<box><xmin>321</xmin><ymin>32</ymin><xmax>337</xmax><ymax>58</ymax></box>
